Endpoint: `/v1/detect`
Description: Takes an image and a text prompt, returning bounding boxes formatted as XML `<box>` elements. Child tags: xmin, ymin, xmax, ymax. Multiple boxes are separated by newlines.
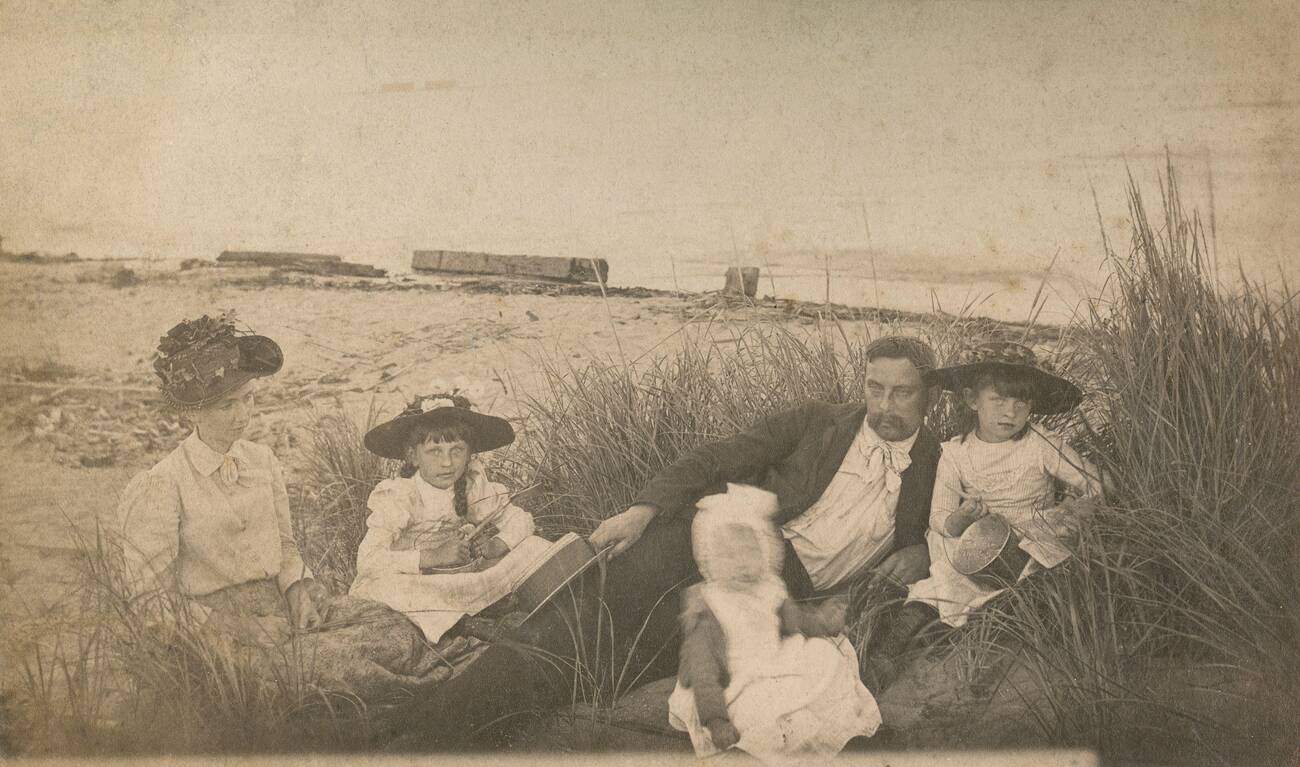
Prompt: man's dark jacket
<box><xmin>632</xmin><ymin>399</ymin><xmax>942</xmax><ymax>557</ymax></box>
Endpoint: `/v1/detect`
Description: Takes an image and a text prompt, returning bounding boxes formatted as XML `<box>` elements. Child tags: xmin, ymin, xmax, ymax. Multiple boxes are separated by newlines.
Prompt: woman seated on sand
<box><xmin>350</xmin><ymin>394</ymin><xmax>556</xmax><ymax>644</ymax></box>
<box><xmin>118</xmin><ymin>313</ymin><xmax>463</xmax><ymax>699</ymax></box>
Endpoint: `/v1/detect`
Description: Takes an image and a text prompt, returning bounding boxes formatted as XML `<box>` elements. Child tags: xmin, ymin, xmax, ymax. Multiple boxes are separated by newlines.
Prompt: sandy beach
<box><xmin>0</xmin><ymin>260</ymin><xmax>677</xmax><ymax>605</ymax></box>
<box><xmin>0</xmin><ymin>258</ymin><xmax>951</xmax><ymax>652</ymax></box>
<box><xmin>0</xmin><ymin>257</ymin><xmax>1070</xmax><ymax>750</ymax></box>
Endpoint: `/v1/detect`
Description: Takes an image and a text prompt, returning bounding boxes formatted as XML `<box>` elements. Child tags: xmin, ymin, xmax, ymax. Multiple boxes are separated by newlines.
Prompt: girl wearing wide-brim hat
<box><xmin>118</xmin><ymin>313</ymin><xmax>453</xmax><ymax>698</ymax></box>
<box><xmin>351</xmin><ymin>394</ymin><xmax>555</xmax><ymax>644</ymax></box>
<box><xmin>905</xmin><ymin>341</ymin><xmax>1104</xmax><ymax>628</ymax></box>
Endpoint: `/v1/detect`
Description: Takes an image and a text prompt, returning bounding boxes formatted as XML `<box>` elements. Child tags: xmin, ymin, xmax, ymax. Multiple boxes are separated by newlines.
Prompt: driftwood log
<box><xmin>412</xmin><ymin>250</ymin><xmax>609</xmax><ymax>284</ymax></box>
<box><xmin>218</xmin><ymin>251</ymin><xmax>343</xmax><ymax>266</ymax></box>
<box><xmin>216</xmin><ymin>251</ymin><xmax>385</xmax><ymax>277</ymax></box>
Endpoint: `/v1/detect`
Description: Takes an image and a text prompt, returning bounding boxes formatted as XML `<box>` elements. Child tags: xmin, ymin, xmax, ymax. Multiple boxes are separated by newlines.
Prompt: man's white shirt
<box><xmin>781</xmin><ymin>422</ymin><xmax>917</xmax><ymax>590</ymax></box>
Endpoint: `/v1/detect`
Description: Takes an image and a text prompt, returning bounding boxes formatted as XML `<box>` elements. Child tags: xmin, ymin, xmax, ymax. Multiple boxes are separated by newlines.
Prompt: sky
<box><xmin>1</xmin><ymin>0</ymin><xmax>1296</xmax><ymax>307</ymax></box>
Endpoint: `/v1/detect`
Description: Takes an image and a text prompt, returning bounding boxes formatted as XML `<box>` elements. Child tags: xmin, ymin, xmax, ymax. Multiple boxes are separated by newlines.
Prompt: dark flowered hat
<box><xmin>929</xmin><ymin>341</ymin><xmax>1082</xmax><ymax>415</ymax></box>
<box><xmin>363</xmin><ymin>392</ymin><xmax>514</xmax><ymax>460</ymax></box>
<box><xmin>152</xmin><ymin>312</ymin><xmax>283</xmax><ymax>409</ymax></box>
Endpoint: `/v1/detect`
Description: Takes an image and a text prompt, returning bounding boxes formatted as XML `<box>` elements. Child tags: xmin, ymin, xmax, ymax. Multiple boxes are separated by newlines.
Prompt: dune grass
<box><xmin>294</xmin><ymin>401</ymin><xmax>400</xmax><ymax>591</ymax></box>
<box><xmin>500</xmin><ymin>317</ymin><xmax>989</xmax><ymax>538</ymax></box>
<box><xmin>941</xmin><ymin>163</ymin><xmax>1299</xmax><ymax>763</ymax></box>
<box><xmin>1</xmin><ymin>520</ymin><xmax>375</xmax><ymax>755</ymax></box>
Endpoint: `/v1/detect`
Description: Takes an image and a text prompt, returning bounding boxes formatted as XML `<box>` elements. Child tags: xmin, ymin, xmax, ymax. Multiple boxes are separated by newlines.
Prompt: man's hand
<box><xmin>873</xmin><ymin>543</ymin><xmax>930</xmax><ymax>586</ymax></box>
<box><xmin>589</xmin><ymin>504</ymin><xmax>657</xmax><ymax>558</ymax></box>
<box><xmin>705</xmin><ymin>717</ymin><xmax>740</xmax><ymax>750</ymax></box>
<box><xmin>285</xmin><ymin>578</ymin><xmax>324</xmax><ymax>631</ymax></box>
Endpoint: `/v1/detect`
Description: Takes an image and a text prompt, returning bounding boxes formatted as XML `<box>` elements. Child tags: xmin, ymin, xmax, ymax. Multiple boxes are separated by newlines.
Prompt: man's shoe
<box><xmin>860</xmin><ymin>653</ymin><xmax>901</xmax><ymax>695</ymax></box>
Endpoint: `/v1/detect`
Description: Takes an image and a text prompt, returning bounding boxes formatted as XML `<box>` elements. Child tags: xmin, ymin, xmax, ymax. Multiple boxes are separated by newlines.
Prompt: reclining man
<box><xmin>397</xmin><ymin>335</ymin><xmax>942</xmax><ymax>747</ymax></box>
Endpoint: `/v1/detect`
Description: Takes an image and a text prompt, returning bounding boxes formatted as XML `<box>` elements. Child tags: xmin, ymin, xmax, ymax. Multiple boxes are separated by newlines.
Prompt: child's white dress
<box><xmin>667</xmin><ymin>483</ymin><xmax>880</xmax><ymax>765</ymax></box>
<box><xmin>667</xmin><ymin>579</ymin><xmax>880</xmax><ymax>764</ymax></box>
<box><xmin>908</xmin><ymin>426</ymin><xmax>1102</xmax><ymax>627</ymax></box>
<box><xmin>350</xmin><ymin>459</ymin><xmax>553</xmax><ymax>642</ymax></box>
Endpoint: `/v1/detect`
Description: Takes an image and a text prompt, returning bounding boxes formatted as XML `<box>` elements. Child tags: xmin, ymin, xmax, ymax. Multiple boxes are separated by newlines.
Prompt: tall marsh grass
<box><xmin>502</xmin><ymin>318</ymin><xmax>992</xmax><ymax>537</ymax></box>
<box><xmin>2</xmin><ymin>522</ymin><xmax>374</xmax><ymax>755</ymax></box>
<box><xmin>295</xmin><ymin>402</ymin><xmax>399</xmax><ymax>591</ymax></box>
<box><xmin>948</xmin><ymin>163</ymin><xmax>1299</xmax><ymax>763</ymax></box>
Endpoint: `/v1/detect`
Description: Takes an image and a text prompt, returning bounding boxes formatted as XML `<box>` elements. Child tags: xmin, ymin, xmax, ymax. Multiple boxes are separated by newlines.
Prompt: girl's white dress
<box><xmin>908</xmin><ymin>426</ymin><xmax>1102</xmax><ymax>627</ymax></box>
<box><xmin>349</xmin><ymin>458</ymin><xmax>553</xmax><ymax>643</ymax></box>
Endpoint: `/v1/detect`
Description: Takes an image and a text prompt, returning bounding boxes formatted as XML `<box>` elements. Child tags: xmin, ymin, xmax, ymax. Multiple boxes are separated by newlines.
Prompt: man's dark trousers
<box><xmin>396</xmin><ymin>513</ymin><xmax>699</xmax><ymax>745</ymax></box>
<box><xmin>396</xmin><ymin>513</ymin><xmax>883</xmax><ymax>747</ymax></box>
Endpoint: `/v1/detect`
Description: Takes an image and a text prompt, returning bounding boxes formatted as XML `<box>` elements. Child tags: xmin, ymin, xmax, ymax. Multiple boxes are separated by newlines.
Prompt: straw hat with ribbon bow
<box><xmin>929</xmin><ymin>341</ymin><xmax>1082</xmax><ymax>415</ymax></box>
<box><xmin>363</xmin><ymin>393</ymin><xmax>515</xmax><ymax>460</ymax></box>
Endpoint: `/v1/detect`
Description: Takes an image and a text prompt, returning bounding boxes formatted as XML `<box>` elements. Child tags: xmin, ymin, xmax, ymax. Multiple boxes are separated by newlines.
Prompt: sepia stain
<box><xmin>980</xmin><ymin>232</ymin><xmax>1002</xmax><ymax>257</ymax></box>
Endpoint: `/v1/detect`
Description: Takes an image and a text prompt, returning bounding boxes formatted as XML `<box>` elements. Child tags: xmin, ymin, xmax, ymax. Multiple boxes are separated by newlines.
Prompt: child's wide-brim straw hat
<box><xmin>153</xmin><ymin>314</ymin><xmax>283</xmax><ymax>409</ymax></box>
<box><xmin>929</xmin><ymin>341</ymin><xmax>1083</xmax><ymax>415</ymax></box>
<box><xmin>363</xmin><ymin>394</ymin><xmax>514</xmax><ymax>460</ymax></box>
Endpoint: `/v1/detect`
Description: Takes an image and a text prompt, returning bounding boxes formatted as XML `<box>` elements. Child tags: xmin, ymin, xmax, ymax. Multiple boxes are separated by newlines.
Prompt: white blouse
<box><xmin>117</xmin><ymin>433</ymin><xmax>313</xmax><ymax>596</ymax></box>
<box><xmin>353</xmin><ymin>458</ymin><xmax>534</xmax><ymax>581</ymax></box>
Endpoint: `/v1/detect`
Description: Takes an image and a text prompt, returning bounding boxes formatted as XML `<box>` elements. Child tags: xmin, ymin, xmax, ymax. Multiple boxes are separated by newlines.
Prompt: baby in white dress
<box><xmin>668</xmin><ymin>484</ymin><xmax>881</xmax><ymax>765</ymax></box>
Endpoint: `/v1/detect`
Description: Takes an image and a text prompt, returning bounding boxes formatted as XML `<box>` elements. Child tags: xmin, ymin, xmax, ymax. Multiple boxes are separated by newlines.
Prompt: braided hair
<box><xmin>452</xmin><ymin>474</ymin><xmax>470</xmax><ymax>519</ymax></box>
<box><xmin>400</xmin><ymin>419</ymin><xmax>475</xmax><ymax>518</ymax></box>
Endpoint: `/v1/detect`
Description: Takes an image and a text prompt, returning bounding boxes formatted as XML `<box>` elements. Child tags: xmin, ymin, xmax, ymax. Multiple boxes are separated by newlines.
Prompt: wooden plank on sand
<box><xmin>411</xmin><ymin>250</ymin><xmax>609</xmax><ymax>284</ymax></box>
<box><xmin>218</xmin><ymin>251</ymin><xmax>343</xmax><ymax>266</ymax></box>
<box><xmin>285</xmin><ymin>260</ymin><xmax>386</xmax><ymax>277</ymax></box>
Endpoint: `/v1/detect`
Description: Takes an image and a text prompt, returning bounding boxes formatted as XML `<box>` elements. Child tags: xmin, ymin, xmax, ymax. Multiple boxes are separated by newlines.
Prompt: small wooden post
<box><xmin>724</xmin><ymin>267</ymin><xmax>744</xmax><ymax>295</ymax></box>
<box><xmin>724</xmin><ymin>266</ymin><xmax>760</xmax><ymax>298</ymax></box>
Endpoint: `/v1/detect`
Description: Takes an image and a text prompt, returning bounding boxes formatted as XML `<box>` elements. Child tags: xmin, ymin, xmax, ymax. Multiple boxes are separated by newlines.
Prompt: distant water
<box><xmin>611</xmin><ymin>251</ymin><xmax>1095</xmax><ymax>325</ymax></box>
<box><xmin>308</xmin><ymin>243</ymin><xmax>1097</xmax><ymax>323</ymax></box>
<box><xmin>3</xmin><ymin>2</ymin><xmax>1294</xmax><ymax>327</ymax></box>
<box><xmin>7</xmin><ymin>243</ymin><xmax>1160</xmax><ymax>326</ymax></box>
<box><xmin>72</xmin><ymin>247</ymin><xmax>1092</xmax><ymax>324</ymax></box>
<box><xmin>316</xmin><ymin>247</ymin><xmax>1096</xmax><ymax>324</ymax></box>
